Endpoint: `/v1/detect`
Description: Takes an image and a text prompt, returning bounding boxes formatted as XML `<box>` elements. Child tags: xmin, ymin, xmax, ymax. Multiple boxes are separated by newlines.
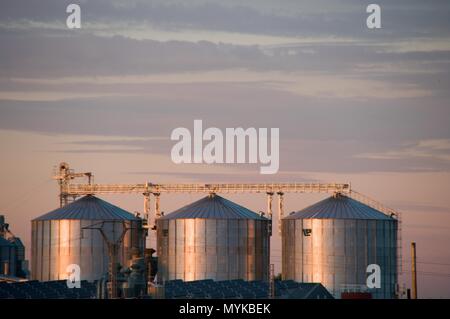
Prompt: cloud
<box><xmin>416</xmin><ymin>139</ymin><xmax>450</xmax><ymax>151</ymax></box>
<box><xmin>1</xmin><ymin>0</ymin><xmax>449</xmax><ymax>41</ymax></box>
<box><xmin>1</xmin><ymin>86</ymin><xmax>449</xmax><ymax>143</ymax></box>
<box><xmin>0</xmin><ymin>33</ymin><xmax>271</xmax><ymax>77</ymax></box>
<box><xmin>0</xmin><ymin>68</ymin><xmax>436</xmax><ymax>102</ymax></box>
<box><xmin>46</xmin><ymin>136</ymin><xmax>169</xmax><ymax>154</ymax></box>
<box><xmin>1</xmin><ymin>29</ymin><xmax>448</xmax><ymax>101</ymax></box>
<box><xmin>0</xmin><ymin>90</ymin><xmax>138</xmax><ymax>101</ymax></box>
<box><xmin>33</xmin><ymin>129</ymin><xmax>450</xmax><ymax>174</ymax></box>
<box><xmin>0</xmin><ymin>0</ymin><xmax>449</xmax><ymax>176</ymax></box>
<box><xmin>385</xmin><ymin>201</ymin><xmax>450</xmax><ymax>214</ymax></box>
<box><xmin>355</xmin><ymin>139</ymin><xmax>450</xmax><ymax>163</ymax></box>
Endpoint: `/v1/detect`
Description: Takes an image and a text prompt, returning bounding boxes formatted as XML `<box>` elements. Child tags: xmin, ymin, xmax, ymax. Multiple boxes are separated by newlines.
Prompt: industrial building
<box><xmin>282</xmin><ymin>193</ymin><xmax>398</xmax><ymax>299</ymax></box>
<box><xmin>157</xmin><ymin>194</ymin><xmax>270</xmax><ymax>282</ymax></box>
<box><xmin>0</xmin><ymin>215</ymin><xmax>28</xmax><ymax>280</ymax></box>
<box><xmin>31</xmin><ymin>195</ymin><xmax>145</xmax><ymax>282</ymax></box>
<box><xmin>25</xmin><ymin>188</ymin><xmax>399</xmax><ymax>299</ymax></box>
<box><xmin>1</xmin><ymin>163</ymin><xmax>406</xmax><ymax>299</ymax></box>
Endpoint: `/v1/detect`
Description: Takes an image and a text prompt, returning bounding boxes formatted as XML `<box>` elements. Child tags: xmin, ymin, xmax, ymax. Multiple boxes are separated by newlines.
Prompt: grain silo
<box><xmin>32</xmin><ymin>195</ymin><xmax>144</xmax><ymax>282</ymax></box>
<box><xmin>157</xmin><ymin>194</ymin><xmax>270</xmax><ymax>282</ymax></box>
<box><xmin>282</xmin><ymin>193</ymin><xmax>398</xmax><ymax>299</ymax></box>
<box><xmin>0</xmin><ymin>215</ymin><xmax>27</xmax><ymax>278</ymax></box>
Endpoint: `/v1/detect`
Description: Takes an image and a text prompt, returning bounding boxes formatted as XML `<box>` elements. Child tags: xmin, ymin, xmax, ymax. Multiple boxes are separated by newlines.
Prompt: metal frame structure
<box><xmin>53</xmin><ymin>163</ymin><xmax>351</xmax><ymax>230</ymax></box>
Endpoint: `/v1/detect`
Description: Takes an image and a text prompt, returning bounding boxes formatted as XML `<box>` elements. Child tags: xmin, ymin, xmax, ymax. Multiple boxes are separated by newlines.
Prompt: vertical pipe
<box><xmin>109</xmin><ymin>243</ymin><xmax>118</xmax><ymax>299</ymax></box>
<box><xmin>269</xmin><ymin>263</ymin><xmax>275</xmax><ymax>298</ymax></box>
<box><xmin>59</xmin><ymin>182</ymin><xmax>64</xmax><ymax>208</ymax></box>
<box><xmin>411</xmin><ymin>242</ymin><xmax>418</xmax><ymax>299</ymax></box>
<box><xmin>3</xmin><ymin>261</ymin><xmax>9</xmax><ymax>276</ymax></box>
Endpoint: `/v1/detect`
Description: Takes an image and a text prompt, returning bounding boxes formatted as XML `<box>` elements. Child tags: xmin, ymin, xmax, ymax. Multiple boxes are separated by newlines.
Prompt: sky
<box><xmin>0</xmin><ymin>0</ymin><xmax>450</xmax><ymax>298</ymax></box>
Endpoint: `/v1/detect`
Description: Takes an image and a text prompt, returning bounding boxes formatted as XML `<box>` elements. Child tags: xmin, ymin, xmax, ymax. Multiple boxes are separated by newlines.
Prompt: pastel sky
<box><xmin>0</xmin><ymin>0</ymin><xmax>450</xmax><ymax>298</ymax></box>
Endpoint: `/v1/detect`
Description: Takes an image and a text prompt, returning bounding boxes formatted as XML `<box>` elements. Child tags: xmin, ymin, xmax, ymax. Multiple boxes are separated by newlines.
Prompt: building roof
<box><xmin>163</xmin><ymin>279</ymin><xmax>334</xmax><ymax>299</ymax></box>
<box><xmin>285</xmin><ymin>194</ymin><xmax>395</xmax><ymax>220</ymax></box>
<box><xmin>160</xmin><ymin>194</ymin><xmax>267</xmax><ymax>220</ymax></box>
<box><xmin>33</xmin><ymin>195</ymin><xmax>139</xmax><ymax>221</ymax></box>
<box><xmin>0</xmin><ymin>280</ymin><xmax>96</xmax><ymax>298</ymax></box>
<box><xmin>284</xmin><ymin>282</ymin><xmax>335</xmax><ymax>299</ymax></box>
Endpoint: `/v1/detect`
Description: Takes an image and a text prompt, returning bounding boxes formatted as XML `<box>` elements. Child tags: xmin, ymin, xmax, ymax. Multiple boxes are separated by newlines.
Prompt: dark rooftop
<box><xmin>33</xmin><ymin>195</ymin><xmax>139</xmax><ymax>221</ymax></box>
<box><xmin>160</xmin><ymin>194</ymin><xmax>267</xmax><ymax>220</ymax></box>
<box><xmin>0</xmin><ymin>280</ymin><xmax>96</xmax><ymax>299</ymax></box>
<box><xmin>162</xmin><ymin>279</ymin><xmax>333</xmax><ymax>299</ymax></box>
<box><xmin>285</xmin><ymin>194</ymin><xmax>395</xmax><ymax>220</ymax></box>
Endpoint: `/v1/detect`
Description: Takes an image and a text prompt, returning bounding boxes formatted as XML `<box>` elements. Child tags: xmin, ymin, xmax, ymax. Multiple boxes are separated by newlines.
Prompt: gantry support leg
<box><xmin>143</xmin><ymin>187</ymin><xmax>152</xmax><ymax>253</ymax></box>
<box><xmin>148</xmin><ymin>193</ymin><xmax>161</xmax><ymax>252</ymax></box>
<box><xmin>153</xmin><ymin>193</ymin><xmax>161</xmax><ymax>225</ymax></box>
<box><xmin>266</xmin><ymin>192</ymin><xmax>274</xmax><ymax>283</ymax></box>
<box><xmin>143</xmin><ymin>192</ymin><xmax>150</xmax><ymax>224</ymax></box>
<box><xmin>277</xmin><ymin>192</ymin><xmax>284</xmax><ymax>236</ymax></box>
<box><xmin>266</xmin><ymin>192</ymin><xmax>273</xmax><ymax>219</ymax></box>
<box><xmin>266</xmin><ymin>192</ymin><xmax>273</xmax><ymax>236</ymax></box>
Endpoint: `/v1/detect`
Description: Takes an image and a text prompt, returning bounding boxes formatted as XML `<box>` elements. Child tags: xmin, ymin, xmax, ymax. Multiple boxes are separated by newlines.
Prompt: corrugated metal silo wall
<box><xmin>157</xmin><ymin>218</ymin><xmax>270</xmax><ymax>282</ymax></box>
<box><xmin>282</xmin><ymin>218</ymin><xmax>397</xmax><ymax>299</ymax></box>
<box><xmin>31</xmin><ymin>219</ymin><xmax>144</xmax><ymax>281</ymax></box>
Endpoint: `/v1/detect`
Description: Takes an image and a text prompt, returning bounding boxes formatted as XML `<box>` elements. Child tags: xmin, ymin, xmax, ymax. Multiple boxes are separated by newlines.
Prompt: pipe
<box><xmin>411</xmin><ymin>242</ymin><xmax>418</xmax><ymax>299</ymax></box>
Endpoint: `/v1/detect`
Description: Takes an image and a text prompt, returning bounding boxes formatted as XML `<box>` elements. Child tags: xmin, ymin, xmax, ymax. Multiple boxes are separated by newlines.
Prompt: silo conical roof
<box><xmin>285</xmin><ymin>194</ymin><xmax>394</xmax><ymax>220</ymax></box>
<box><xmin>160</xmin><ymin>194</ymin><xmax>267</xmax><ymax>220</ymax></box>
<box><xmin>33</xmin><ymin>195</ymin><xmax>138</xmax><ymax>221</ymax></box>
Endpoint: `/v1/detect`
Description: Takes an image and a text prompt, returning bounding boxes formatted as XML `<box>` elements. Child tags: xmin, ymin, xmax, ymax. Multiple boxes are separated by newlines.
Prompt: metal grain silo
<box><xmin>1</xmin><ymin>215</ymin><xmax>27</xmax><ymax>277</ymax></box>
<box><xmin>32</xmin><ymin>195</ymin><xmax>144</xmax><ymax>282</ymax></box>
<box><xmin>157</xmin><ymin>194</ymin><xmax>270</xmax><ymax>282</ymax></box>
<box><xmin>282</xmin><ymin>193</ymin><xmax>397</xmax><ymax>299</ymax></box>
